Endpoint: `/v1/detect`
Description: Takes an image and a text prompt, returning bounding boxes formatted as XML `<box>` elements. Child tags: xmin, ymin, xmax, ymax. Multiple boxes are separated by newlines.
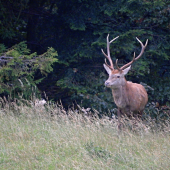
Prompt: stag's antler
<box><xmin>116</xmin><ymin>37</ymin><xmax>148</xmax><ymax>71</ymax></box>
<box><xmin>101</xmin><ymin>34</ymin><xmax>119</xmax><ymax>70</ymax></box>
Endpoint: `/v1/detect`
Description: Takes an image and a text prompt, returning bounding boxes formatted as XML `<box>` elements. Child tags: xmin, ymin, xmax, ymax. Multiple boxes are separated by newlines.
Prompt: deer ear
<box><xmin>122</xmin><ymin>65</ymin><xmax>131</xmax><ymax>75</ymax></box>
<box><xmin>103</xmin><ymin>64</ymin><xmax>112</xmax><ymax>75</ymax></box>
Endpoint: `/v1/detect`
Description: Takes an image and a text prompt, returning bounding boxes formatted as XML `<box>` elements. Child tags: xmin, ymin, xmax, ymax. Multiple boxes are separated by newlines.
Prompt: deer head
<box><xmin>102</xmin><ymin>34</ymin><xmax>148</xmax><ymax>89</ymax></box>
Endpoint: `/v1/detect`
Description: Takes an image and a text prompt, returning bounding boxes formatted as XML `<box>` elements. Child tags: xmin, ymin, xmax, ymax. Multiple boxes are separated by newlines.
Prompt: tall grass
<box><xmin>0</xmin><ymin>99</ymin><xmax>170</xmax><ymax>169</ymax></box>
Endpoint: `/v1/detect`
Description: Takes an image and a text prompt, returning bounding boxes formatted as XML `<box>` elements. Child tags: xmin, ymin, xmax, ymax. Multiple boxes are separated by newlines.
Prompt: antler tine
<box><xmin>120</xmin><ymin>38</ymin><xmax>148</xmax><ymax>70</ymax></box>
<box><xmin>104</xmin><ymin>58</ymin><xmax>113</xmax><ymax>70</ymax></box>
<box><xmin>115</xmin><ymin>59</ymin><xmax>121</xmax><ymax>72</ymax></box>
<box><xmin>106</xmin><ymin>34</ymin><xmax>114</xmax><ymax>70</ymax></box>
<box><xmin>101</xmin><ymin>34</ymin><xmax>119</xmax><ymax>70</ymax></box>
<box><xmin>110</xmin><ymin>36</ymin><xmax>120</xmax><ymax>43</ymax></box>
<box><xmin>101</xmin><ymin>49</ymin><xmax>114</xmax><ymax>70</ymax></box>
<box><xmin>135</xmin><ymin>37</ymin><xmax>148</xmax><ymax>61</ymax></box>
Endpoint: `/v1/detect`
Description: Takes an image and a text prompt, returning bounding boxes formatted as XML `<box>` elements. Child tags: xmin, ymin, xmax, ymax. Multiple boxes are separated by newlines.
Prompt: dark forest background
<box><xmin>1</xmin><ymin>0</ymin><xmax>170</xmax><ymax>116</ymax></box>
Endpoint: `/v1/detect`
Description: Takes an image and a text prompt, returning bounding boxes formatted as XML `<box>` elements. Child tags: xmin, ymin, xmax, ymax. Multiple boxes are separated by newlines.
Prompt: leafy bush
<box><xmin>0</xmin><ymin>42</ymin><xmax>58</xmax><ymax>99</ymax></box>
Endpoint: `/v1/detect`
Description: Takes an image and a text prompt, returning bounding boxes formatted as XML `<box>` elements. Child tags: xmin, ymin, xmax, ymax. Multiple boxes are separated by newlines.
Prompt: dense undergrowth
<box><xmin>0</xmin><ymin>98</ymin><xmax>170</xmax><ymax>169</ymax></box>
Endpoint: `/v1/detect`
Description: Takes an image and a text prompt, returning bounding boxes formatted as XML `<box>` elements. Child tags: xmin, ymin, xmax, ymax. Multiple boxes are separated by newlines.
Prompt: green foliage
<box><xmin>56</xmin><ymin>66</ymin><xmax>115</xmax><ymax>112</ymax></box>
<box><xmin>0</xmin><ymin>44</ymin><xmax>6</xmax><ymax>53</ymax></box>
<box><xmin>0</xmin><ymin>42</ymin><xmax>58</xmax><ymax>99</ymax></box>
<box><xmin>0</xmin><ymin>0</ymin><xmax>28</xmax><ymax>39</ymax></box>
<box><xmin>1</xmin><ymin>0</ymin><xmax>170</xmax><ymax>118</ymax></box>
<box><xmin>39</xmin><ymin>0</ymin><xmax>170</xmax><ymax>116</ymax></box>
<box><xmin>150</xmin><ymin>77</ymin><xmax>170</xmax><ymax>104</ymax></box>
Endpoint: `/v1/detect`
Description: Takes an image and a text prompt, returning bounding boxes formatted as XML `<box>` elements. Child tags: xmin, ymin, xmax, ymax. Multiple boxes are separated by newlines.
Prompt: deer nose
<box><xmin>105</xmin><ymin>81</ymin><xmax>110</xmax><ymax>86</ymax></box>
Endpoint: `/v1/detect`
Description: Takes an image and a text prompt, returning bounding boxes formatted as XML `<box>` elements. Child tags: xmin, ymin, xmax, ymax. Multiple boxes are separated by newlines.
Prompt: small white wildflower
<box><xmin>35</xmin><ymin>99</ymin><xmax>46</xmax><ymax>107</ymax></box>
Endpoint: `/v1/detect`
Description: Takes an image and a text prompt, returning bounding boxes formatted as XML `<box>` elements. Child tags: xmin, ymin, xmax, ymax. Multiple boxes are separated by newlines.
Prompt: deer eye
<box><xmin>117</xmin><ymin>76</ymin><xmax>120</xmax><ymax>78</ymax></box>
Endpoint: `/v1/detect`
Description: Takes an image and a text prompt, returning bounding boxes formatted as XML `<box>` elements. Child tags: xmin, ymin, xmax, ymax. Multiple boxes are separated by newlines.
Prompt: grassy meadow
<box><xmin>0</xmin><ymin>99</ymin><xmax>170</xmax><ymax>170</ymax></box>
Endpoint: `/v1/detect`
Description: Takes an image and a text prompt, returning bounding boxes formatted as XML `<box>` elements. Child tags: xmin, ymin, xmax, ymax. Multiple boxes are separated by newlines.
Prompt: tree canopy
<box><xmin>1</xmin><ymin>0</ymin><xmax>170</xmax><ymax>114</ymax></box>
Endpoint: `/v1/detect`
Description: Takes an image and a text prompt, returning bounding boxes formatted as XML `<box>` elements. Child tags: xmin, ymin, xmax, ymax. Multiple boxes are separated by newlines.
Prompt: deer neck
<box><xmin>111</xmin><ymin>80</ymin><xmax>129</xmax><ymax>108</ymax></box>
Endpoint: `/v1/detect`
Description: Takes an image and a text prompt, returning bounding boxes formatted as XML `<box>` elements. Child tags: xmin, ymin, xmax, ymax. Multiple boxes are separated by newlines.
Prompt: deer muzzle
<box><xmin>105</xmin><ymin>81</ymin><xmax>111</xmax><ymax>87</ymax></box>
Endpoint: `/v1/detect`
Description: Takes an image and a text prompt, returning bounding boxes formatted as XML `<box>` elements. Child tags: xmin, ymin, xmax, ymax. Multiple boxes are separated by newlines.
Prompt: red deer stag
<box><xmin>102</xmin><ymin>34</ymin><xmax>148</xmax><ymax>119</ymax></box>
